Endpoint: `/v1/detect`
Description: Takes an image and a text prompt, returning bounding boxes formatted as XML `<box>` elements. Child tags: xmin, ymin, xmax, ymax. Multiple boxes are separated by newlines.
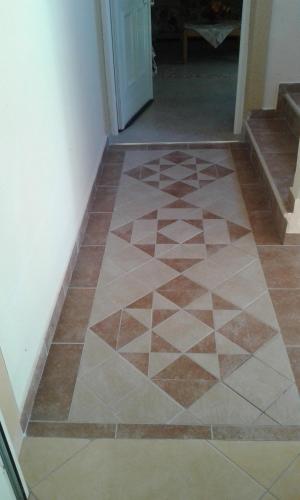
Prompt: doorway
<box><xmin>102</xmin><ymin>0</ymin><xmax>250</xmax><ymax>143</ymax></box>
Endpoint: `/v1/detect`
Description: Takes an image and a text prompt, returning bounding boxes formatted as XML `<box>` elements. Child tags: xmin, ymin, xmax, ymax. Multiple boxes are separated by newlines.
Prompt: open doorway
<box><xmin>105</xmin><ymin>0</ymin><xmax>248</xmax><ymax>143</ymax></box>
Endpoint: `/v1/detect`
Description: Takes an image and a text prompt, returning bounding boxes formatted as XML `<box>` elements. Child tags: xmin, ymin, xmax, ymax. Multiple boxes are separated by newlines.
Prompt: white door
<box><xmin>110</xmin><ymin>0</ymin><xmax>153</xmax><ymax>130</ymax></box>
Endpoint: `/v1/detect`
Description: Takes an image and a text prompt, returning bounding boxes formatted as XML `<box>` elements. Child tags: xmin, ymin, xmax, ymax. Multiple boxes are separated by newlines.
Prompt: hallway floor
<box><xmin>28</xmin><ymin>145</ymin><xmax>300</xmax><ymax>438</ymax></box>
<box><xmin>21</xmin><ymin>437</ymin><xmax>300</xmax><ymax>499</ymax></box>
<box><xmin>112</xmin><ymin>40</ymin><xmax>239</xmax><ymax>143</ymax></box>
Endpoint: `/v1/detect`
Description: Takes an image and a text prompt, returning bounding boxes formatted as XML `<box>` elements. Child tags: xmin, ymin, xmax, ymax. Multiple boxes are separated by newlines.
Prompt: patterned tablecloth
<box><xmin>184</xmin><ymin>21</ymin><xmax>241</xmax><ymax>48</ymax></box>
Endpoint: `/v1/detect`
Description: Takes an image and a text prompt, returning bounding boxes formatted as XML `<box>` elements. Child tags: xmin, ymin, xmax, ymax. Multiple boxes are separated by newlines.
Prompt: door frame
<box><xmin>100</xmin><ymin>0</ymin><xmax>252</xmax><ymax>138</ymax></box>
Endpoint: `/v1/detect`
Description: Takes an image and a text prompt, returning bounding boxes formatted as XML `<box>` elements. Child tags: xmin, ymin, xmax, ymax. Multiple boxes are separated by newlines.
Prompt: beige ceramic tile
<box><xmin>213</xmin><ymin>441</ymin><xmax>300</xmax><ymax>489</ymax></box>
<box><xmin>77</xmin><ymin>331</ymin><xmax>115</xmax><ymax>377</ymax></box>
<box><xmin>20</xmin><ymin>437</ymin><xmax>88</xmax><ymax>488</ymax></box>
<box><xmin>265</xmin><ymin>385</ymin><xmax>300</xmax><ymax>425</ymax></box>
<box><xmin>225</xmin><ymin>357</ymin><xmax>292</xmax><ymax>411</ymax></box>
<box><xmin>114</xmin><ymin>379</ymin><xmax>183</xmax><ymax>423</ymax></box>
<box><xmin>270</xmin><ymin>456</ymin><xmax>300</xmax><ymax>499</ymax></box>
<box><xmin>68</xmin><ymin>380</ymin><xmax>119</xmax><ymax>424</ymax></box>
<box><xmin>189</xmin><ymin>383</ymin><xmax>261</xmax><ymax>425</ymax></box>
<box><xmin>255</xmin><ymin>335</ymin><xmax>295</xmax><ymax>381</ymax></box>
<box><xmin>32</xmin><ymin>440</ymin><xmax>265</xmax><ymax>500</ymax></box>
<box><xmin>153</xmin><ymin>310</ymin><xmax>213</xmax><ymax>352</ymax></box>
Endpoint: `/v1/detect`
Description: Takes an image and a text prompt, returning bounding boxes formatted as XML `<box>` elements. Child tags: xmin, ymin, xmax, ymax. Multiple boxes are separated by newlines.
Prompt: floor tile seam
<box><xmin>77</xmin><ymin>352</ymin><xmax>186</xmax><ymax>419</ymax></box>
<box><xmin>262</xmin><ymin>385</ymin><xmax>299</xmax><ymax>424</ymax></box>
<box><xmin>223</xmin><ymin>372</ymin><xmax>294</xmax><ymax>415</ymax></box>
<box><xmin>251</xmin><ymin>346</ymin><xmax>295</xmax><ymax>384</ymax></box>
<box><xmin>65</xmin><ymin>344</ymin><xmax>85</xmax><ymax>423</ymax></box>
<box><xmin>30</xmin><ymin>438</ymin><xmax>93</xmax><ymax>491</ymax></box>
<box><xmin>265</xmin><ymin>452</ymin><xmax>300</xmax><ymax>496</ymax></box>
<box><xmin>205</xmin><ymin>440</ymin><xmax>269</xmax><ymax>493</ymax></box>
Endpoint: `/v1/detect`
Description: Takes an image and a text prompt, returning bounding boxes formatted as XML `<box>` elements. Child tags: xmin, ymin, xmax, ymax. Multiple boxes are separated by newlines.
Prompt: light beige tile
<box><xmin>96</xmin><ymin>274</ymin><xmax>152</xmax><ymax>310</ymax></box>
<box><xmin>153</xmin><ymin>310</ymin><xmax>213</xmax><ymax>352</ymax></box>
<box><xmin>119</xmin><ymin>332</ymin><xmax>151</xmax><ymax>353</ymax></box>
<box><xmin>168</xmin><ymin>409</ymin><xmax>202</xmax><ymax>425</ymax></box>
<box><xmin>83</xmin><ymin>328</ymin><xmax>115</xmax><ymax>366</ymax></box>
<box><xmin>266</xmin><ymin>385</ymin><xmax>300</xmax><ymax>425</ymax></box>
<box><xmin>159</xmin><ymin>220</ymin><xmax>201</xmax><ymax>243</ymax></box>
<box><xmin>214</xmin><ymin>273</ymin><xmax>266</xmax><ymax>309</ymax></box>
<box><xmin>225</xmin><ymin>357</ymin><xmax>292</xmax><ymax>411</ymax></box>
<box><xmin>20</xmin><ymin>437</ymin><xmax>88</xmax><ymax>488</ymax></box>
<box><xmin>130</xmin><ymin>259</ymin><xmax>179</xmax><ymax>289</ymax></box>
<box><xmin>255</xmin><ymin>335</ymin><xmax>295</xmax><ymax>381</ymax></box>
<box><xmin>270</xmin><ymin>456</ymin><xmax>300</xmax><ymax>499</ymax></box>
<box><xmin>32</xmin><ymin>439</ymin><xmax>264</xmax><ymax>500</ymax></box>
<box><xmin>209</xmin><ymin>247</ymin><xmax>256</xmax><ymax>279</ymax></box>
<box><xmin>203</xmin><ymin>219</ymin><xmax>231</xmax><ymax>244</ymax></box>
<box><xmin>215</xmin><ymin>333</ymin><xmax>248</xmax><ymax>355</ymax></box>
<box><xmin>188</xmin><ymin>353</ymin><xmax>220</xmax><ymax>378</ymax></box>
<box><xmin>183</xmin><ymin>260</ymin><xmax>229</xmax><ymax>290</ymax></box>
<box><xmin>245</xmin><ymin>292</ymin><xmax>280</xmax><ymax>330</ymax></box>
<box><xmin>213</xmin><ymin>441</ymin><xmax>300</xmax><ymax>489</ymax></box>
<box><xmin>111</xmin><ymin>245</ymin><xmax>152</xmax><ymax>272</ymax></box>
<box><xmin>190</xmin><ymin>383</ymin><xmax>260</xmax><ymax>425</ymax></box>
<box><xmin>81</xmin><ymin>354</ymin><xmax>145</xmax><ymax>407</ymax></box>
<box><xmin>114</xmin><ymin>379</ymin><xmax>183</xmax><ymax>423</ymax></box>
<box><xmin>68</xmin><ymin>380</ymin><xmax>119</xmax><ymax>424</ymax></box>
<box><xmin>148</xmin><ymin>353</ymin><xmax>180</xmax><ymax>377</ymax></box>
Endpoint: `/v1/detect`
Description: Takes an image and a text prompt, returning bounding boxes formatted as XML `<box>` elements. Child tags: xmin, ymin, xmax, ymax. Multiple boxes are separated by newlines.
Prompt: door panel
<box><xmin>110</xmin><ymin>0</ymin><xmax>153</xmax><ymax>130</ymax></box>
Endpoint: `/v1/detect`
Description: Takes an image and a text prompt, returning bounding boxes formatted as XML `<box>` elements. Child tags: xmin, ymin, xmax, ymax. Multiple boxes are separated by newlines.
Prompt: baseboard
<box><xmin>20</xmin><ymin>142</ymin><xmax>108</xmax><ymax>432</ymax></box>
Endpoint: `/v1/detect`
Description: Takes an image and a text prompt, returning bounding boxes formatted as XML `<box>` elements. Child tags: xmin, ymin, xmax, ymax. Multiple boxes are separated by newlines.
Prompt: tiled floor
<box><xmin>20</xmin><ymin>437</ymin><xmax>300</xmax><ymax>499</ymax></box>
<box><xmin>28</xmin><ymin>145</ymin><xmax>300</xmax><ymax>438</ymax></box>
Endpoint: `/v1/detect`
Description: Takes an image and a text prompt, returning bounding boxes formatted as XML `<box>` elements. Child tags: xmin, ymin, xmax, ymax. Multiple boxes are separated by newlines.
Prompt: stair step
<box><xmin>246</xmin><ymin>114</ymin><xmax>297</xmax><ymax>210</ymax></box>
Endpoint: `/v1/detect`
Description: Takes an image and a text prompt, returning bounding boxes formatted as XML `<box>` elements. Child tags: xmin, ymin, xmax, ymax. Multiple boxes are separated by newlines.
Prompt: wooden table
<box><xmin>183</xmin><ymin>24</ymin><xmax>241</xmax><ymax>64</ymax></box>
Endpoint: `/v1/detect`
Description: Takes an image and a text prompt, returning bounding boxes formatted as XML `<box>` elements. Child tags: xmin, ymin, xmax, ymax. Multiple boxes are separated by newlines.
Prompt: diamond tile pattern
<box><xmin>35</xmin><ymin>148</ymin><xmax>299</xmax><ymax>428</ymax></box>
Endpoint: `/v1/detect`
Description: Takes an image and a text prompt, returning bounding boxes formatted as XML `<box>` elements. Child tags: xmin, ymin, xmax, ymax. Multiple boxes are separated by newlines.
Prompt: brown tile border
<box><xmin>20</xmin><ymin>141</ymin><xmax>119</xmax><ymax>432</ymax></box>
<box><xmin>27</xmin><ymin>422</ymin><xmax>115</xmax><ymax>439</ymax></box>
<box><xmin>26</xmin><ymin>423</ymin><xmax>300</xmax><ymax>441</ymax></box>
<box><xmin>117</xmin><ymin>424</ymin><xmax>211</xmax><ymax>439</ymax></box>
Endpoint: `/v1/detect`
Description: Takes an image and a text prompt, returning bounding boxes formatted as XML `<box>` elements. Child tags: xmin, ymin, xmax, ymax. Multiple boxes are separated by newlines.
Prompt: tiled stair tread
<box><xmin>247</xmin><ymin>115</ymin><xmax>298</xmax><ymax>210</ymax></box>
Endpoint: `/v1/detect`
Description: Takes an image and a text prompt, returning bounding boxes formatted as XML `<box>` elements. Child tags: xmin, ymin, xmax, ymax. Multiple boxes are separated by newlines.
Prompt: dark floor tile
<box><xmin>117</xmin><ymin>424</ymin><xmax>211</xmax><ymax>439</ymax></box>
<box><xmin>287</xmin><ymin>347</ymin><xmax>300</xmax><ymax>392</ymax></box>
<box><xmin>53</xmin><ymin>288</ymin><xmax>95</xmax><ymax>343</ymax></box>
<box><xmin>264</xmin><ymin>153</ymin><xmax>297</xmax><ymax>178</ymax></box>
<box><xmin>97</xmin><ymin>164</ymin><xmax>123</xmax><ymax>186</ymax></box>
<box><xmin>27</xmin><ymin>422</ymin><xmax>115</xmax><ymax>438</ymax></box>
<box><xmin>102</xmin><ymin>150</ymin><xmax>125</xmax><ymax>164</ymax></box>
<box><xmin>249</xmin><ymin>211</ymin><xmax>281</xmax><ymax>245</ymax></box>
<box><xmin>83</xmin><ymin>213</ymin><xmax>112</xmax><ymax>246</ymax></box>
<box><xmin>213</xmin><ymin>425</ymin><xmax>300</xmax><ymax>441</ymax></box>
<box><xmin>241</xmin><ymin>184</ymin><xmax>271</xmax><ymax>211</ymax></box>
<box><xmin>270</xmin><ymin>290</ymin><xmax>300</xmax><ymax>345</ymax></box>
<box><xmin>90</xmin><ymin>187</ymin><xmax>118</xmax><ymax>212</ymax></box>
<box><xmin>70</xmin><ymin>246</ymin><xmax>104</xmax><ymax>287</ymax></box>
<box><xmin>235</xmin><ymin>161</ymin><xmax>258</xmax><ymax>184</ymax></box>
<box><xmin>31</xmin><ymin>344</ymin><xmax>83</xmax><ymax>421</ymax></box>
<box><xmin>258</xmin><ymin>246</ymin><xmax>300</xmax><ymax>288</ymax></box>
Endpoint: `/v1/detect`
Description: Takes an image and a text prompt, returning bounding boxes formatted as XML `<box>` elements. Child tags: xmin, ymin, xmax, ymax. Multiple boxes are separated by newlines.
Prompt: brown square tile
<box><xmin>27</xmin><ymin>422</ymin><xmax>115</xmax><ymax>438</ymax></box>
<box><xmin>97</xmin><ymin>164</ymin><xmax>123</xmax><ymax>186</ymax></box>
<box><xmin>117</xmin><ymin>424</ymin><xmax>211</xmax><ymax>439</ymax></box>
<box><xmin>102</xmin><ymin>149</ymin><xmax>125</xmax><ymax>164</ymax></box>
<box><xmin>258</xmin><ymin>246</ymin><xmax>300</xmax><ymax>288</ymax></box>
<box><xmin>241</xmin><ymin>184</ymin><xmax>270</xmax><ymax>212</ymax></box>
<box><xmin>83</xmin><ymin>213</ymin><xmax>112</xmax><ymax>246</ymax></box>
<box><xmin>70</xmin><ymin>246</ymin><xmax>104</xmax><ymax>287</ymax></box>
<box><xmin>218</xmin><ymin>312</ymin><xmax>277</xmax><ymax>353</ymax></box>
<box><xmin>287</xmin><ymin>347</ymin><xmax>300</xmax><ymax>392</ymax></box>
<box><xmin>54</xmin><ymin>288</ymin><xmax>95</xmax><ymax>343</ymax></box>
<box><xmin>249</xmin><ymin>211</ymin><xmax>281</xmax><ymax>245</ymax></box>
<box><xmin>90</xmin><ymin>187</ymin><xmax>118</xmax><ymax>213</ymax></box>
<box><xmin>270</xmin><ymin>290</ymin><xmax>300</xmax><ymax>345</ymax></box>
<box><xmin>31</xmin><ymin>344</ymin><xmax>83</xmax><ymax>421</ymax></box>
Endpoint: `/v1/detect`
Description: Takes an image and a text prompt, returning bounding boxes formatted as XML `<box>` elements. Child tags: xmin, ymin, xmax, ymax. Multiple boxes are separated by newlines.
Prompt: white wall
<box><xmin>0</xmin><ymin>1</ymin><xmax>107</xmax><ymax>408</ymax></box>
<box><xmin>263</xmin><ymin>0</ymin><xmax>300</xmax><ymax>108</ymax></box>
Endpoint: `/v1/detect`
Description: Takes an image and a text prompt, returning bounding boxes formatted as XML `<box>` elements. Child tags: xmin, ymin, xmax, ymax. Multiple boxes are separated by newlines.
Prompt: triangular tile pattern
<box><xmin>79</xmin><ymin>148</ymin><xmax>299</xmax><ymax>425</ymax></box>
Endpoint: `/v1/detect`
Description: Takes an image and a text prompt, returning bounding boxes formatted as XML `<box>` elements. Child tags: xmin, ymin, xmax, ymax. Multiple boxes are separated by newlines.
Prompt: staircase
<box><xmin>244</xmin><ymin>84</ymin><xmax>300</xmax><ymax>244</ymax></box>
